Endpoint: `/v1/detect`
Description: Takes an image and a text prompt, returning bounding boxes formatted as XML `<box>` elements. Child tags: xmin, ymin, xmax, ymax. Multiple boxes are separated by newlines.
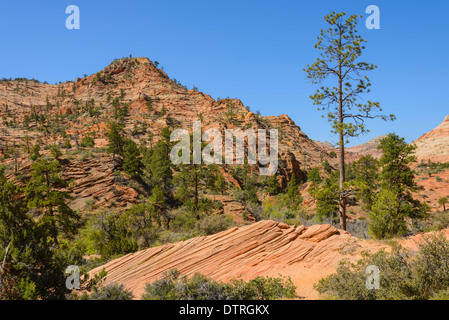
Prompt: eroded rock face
<box><xmin>61</xmin><ymin>154</ymin><xmax>140</xmax><ymax>209</ymax></box>
<box><xmin>279</xmin><ymin>151</ymin><xmax>305</xmax><ymax>187</ymax></box>
<box><xmin>4</xmin><ymin>153</ymin><xmax>140</xmax><ymax>210</ymax></box>
<box><xmin>414</xmin><ymin>115</ymin><xmax>449</xmax><ymax>163</ymax></box>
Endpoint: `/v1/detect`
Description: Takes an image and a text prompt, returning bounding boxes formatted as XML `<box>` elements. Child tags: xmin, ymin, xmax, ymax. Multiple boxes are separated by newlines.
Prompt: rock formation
<box><xmin>89</xmin><ymin>219</ymin><xmax>449</xmax><ymax>299</ymax></box>
<box><xmin>414</xmin><ymin>115</ymin><xmax>449</xmax><ymax>163</ymax></box>
<box><xmin>0</xmin><ymin>57</ymin><xmax>335</xmax><ymax>211</ymax></box>
<box><xmin>89</xmin><ymin>220</ymin><xmax>354</xmax><ymax>299</ymax></box>
<box><xmin>345</xmin><ymin>135</ymin><xmax>387</xmax><ymax>162</ymax></box>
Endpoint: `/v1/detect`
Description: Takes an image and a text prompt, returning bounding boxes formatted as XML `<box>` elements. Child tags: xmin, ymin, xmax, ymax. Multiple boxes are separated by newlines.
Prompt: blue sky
<box><xmin>1</xmin><ymin>0</ymin><xmax>448</xmax><ymax>146</ymax></box>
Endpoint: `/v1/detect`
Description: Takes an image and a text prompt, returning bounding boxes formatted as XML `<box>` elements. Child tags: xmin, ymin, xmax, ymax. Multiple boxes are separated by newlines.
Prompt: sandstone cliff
<box><xmin>414</xmin><ymin>115</ymin><xmax>449</xmax><ymax>163</ymax></box>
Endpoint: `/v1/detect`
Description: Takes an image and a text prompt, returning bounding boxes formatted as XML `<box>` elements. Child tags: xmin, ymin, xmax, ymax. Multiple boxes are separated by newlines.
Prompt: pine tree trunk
<box><xmin>339</xmin><ymin>127</ymin><xmax>346</xmax><ymax>231</ymax></box>
<box><xmin>338</xmin><ymin>37</ymin><xmax>347</xmax><ymax>231</ymax></box>
<box><xmin>194</xmin><ymin>171</ymin><xmax>199</xmax><ymax>220</ymax></box>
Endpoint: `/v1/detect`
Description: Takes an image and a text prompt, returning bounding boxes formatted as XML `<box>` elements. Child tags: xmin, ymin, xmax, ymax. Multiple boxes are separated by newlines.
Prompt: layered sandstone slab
<box><xmin>88</xmin><ymin>219</ymin><xmax>449</xmax><ymax>299</ymax></box>
<box><xmin>88</xmin><ymin>220</ymin><xmax>369</xmax><ymax>299</ymax></box>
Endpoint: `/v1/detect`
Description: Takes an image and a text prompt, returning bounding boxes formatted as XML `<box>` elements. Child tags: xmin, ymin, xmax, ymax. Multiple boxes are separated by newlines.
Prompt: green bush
<box><xmin>228</xmin><ymin>275</ymin><xmax>296</xmax><ymax>300</ymax></box>
<box><xmin>315</xmin><ymin>233</ymin><xmax>449</xmax><ymax>300</ymax></box>
<box><xmin>81</xmin><ymin>211</ymin><xmax>138</xmax><ymax>258</ymax></box>
<box><xmin>141</xmin><ymin>269</ymin><xmax>296</xmax><ymax>300</ymax></box>
<box><xmin>195</xmin><ymin>214</ymin><xmax>234</xmax><ymax>236</ymax></box>
<box><xmin>426</xmin><ymin>210</ymin><xmax>449</xmax><ymax>231</ymax></box>
<box><xmin>80</xmin><ymin>135</ymin><xmax>95</xmax><ymax>148</ymax></box>
<box><xmin>62</xmin><ymin>139</ymin><xmax>72</xmax><ymax>149</ymax></box>
<box><xmin>430</xmin><ymin>288</ymin><xmax>449</xmax><ymax>300</ymax></box>
<box><xmin>307</xmin><ymin>167</ymin><xmax>322</xmax><ymax>183</ymax></box>
<box><xmin>50</xmin><ymin>144</ymin><xmax>62</xmax><ymax>160</ymax></box>
<box><xmin>368</xmin><ymin>189</ymin><xmax>406</xmax><ymax>239</ymax></box>
<box><xmin>141</xmin><ymin>269</ymin><xmax>228</xmax><ymax>300</ymax></box>
<box><xmin>170</xmin><ymin>209</ymin><xmax>197</xmax><ymax>232</ymax></box>
<box><xmin>78</xmin><ymin>283</ymin><xmax>134</xmax><ymax>300</ymax></box>
<box><xmin>262</xmin><ymin>182</ymin><xmax>306</xmax><ymax>224</ymax></box>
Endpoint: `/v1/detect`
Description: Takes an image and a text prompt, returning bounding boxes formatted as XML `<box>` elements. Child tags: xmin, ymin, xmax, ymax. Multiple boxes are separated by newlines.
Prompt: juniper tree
<box><xmin>122</xmin><ymin>197</ymin><xmax>160</xmax><ymax>247</ymax></box>
<box><xmin>148</xmin><ymin>185</ymin><xmax>168</xmax><ymax>227</ymax></box>
<box><xmin>0</xmin><ymin>166</ymin><xmax>36</xmax><ymax>299</ymax></box>
<box><xmin>266</xmin><ymin>175</ymin><xmax>281</xmax><ymax>196</ymax></box>
<box><xmin>0</xmin><ymin>165</ymin><xmax>79</xmax><ymax>300</ymax></box>
<box><xmin>50</xmin><ymin>144</ymin><xmax>62</xmax><ymax>161</ymax></box>
<box><xmin>174</xmin><ymin>163</ymin><xmax>216</xmax><ymax>220</ymax></box>
<box><xmin>377</xmin><ymin>134</ymin><xmax>420</xmax><ymax>195</ymax></box>
<box><xmin>22</xmin><ymin>135</ymin><xmax>31</xmax><ymax>153</ymax></box>
<box><xmin>148</xmin><ymin>128</ymin><xmax>173</xmax><ymax>191</ymax></box>
<box><xmin>10</xmin><ymin>146</ymin><xmax>20</xmax><ymax>172</ymax></box>
<box><xmin>351</xmin><ymin>155</ymin><xmax>379</xmax><ymax>211</ymax></box>
<box><xmin>80</xmin><ymin>134</ymin><xmax>95</xmax><ymax>148</ymax></box>
<box><xmin>369</xmin><ymin>134</ymin><xmax>429</xmax><ymax>239</ymax></box>
<box><xmin>29</xmin><ymin>143</ymin><xmax>41</xmax><ymax>161</ymax></box>
<box><xmin>172</xmin><ymin>133</ymin><xmax>217</xmax><ymax>220</ymax></box>
<box><xmin>304</xmin><ymin>12</ymin><xmax>394</xmax><ymax>230</ymax></box>
<box><xmin>106</xmin><ymin>121</ymin><xmax>125</xmax><ymax>160</ymax></box>
<box><xmin>123</xmin><ymin>140</ymin><xmax>144</xmax><ymax>179</ymax></box>
<box><xmin>214</xmin><ymin>173</ymin><xmax>227</xmax><ymax>195</ymax></box>
<box><xmin>24</xmin><ymin>159</ymin><xmax>80</xmax><ymax>247</ymax></box>
<box><xmin>112</xmin><ymin>97</ymin><xmax>121</xmax><ymax>120</ymax></box>
<box><xmin>285</xmin><ymin>175</ymin><xmax>303</xmax><ymax>210</ymax></box>
<box><xmin>439</xmin><ymin>197</ymin><xmax>448</xmax><ymax>212</ymax></box>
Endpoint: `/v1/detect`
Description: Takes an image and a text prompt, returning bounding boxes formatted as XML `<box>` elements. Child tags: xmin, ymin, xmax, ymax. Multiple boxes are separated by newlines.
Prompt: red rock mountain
<box><xmin>344</xmin><ymin>115</ymin><xmax>449</xmax><ymax>164</ymax></box>
<box><xmin>0</xmin><ymin>57</ymin><xmax>333</xmax><ymax>211</ymax></box>
<box><xmin>345</xmin><ymin>135</ymin><xmax>386</xmax><ymax>162</ymax></box>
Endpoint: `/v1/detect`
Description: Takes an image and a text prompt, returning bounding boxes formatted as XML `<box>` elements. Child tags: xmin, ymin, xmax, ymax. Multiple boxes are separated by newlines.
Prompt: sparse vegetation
<box><xmin>0</xmin><ymin>50</ymin><xmax>447</xmax><ymax>302</ymax></box>
<box><xmin>142</xmin><ymin>269</ymin><xmax>296</xmax><ymax>300</ymax></box>
<box><xmin>316</xmin><ymin>233</ymin><xmax>449</xmax><ymax>300</ymax></box>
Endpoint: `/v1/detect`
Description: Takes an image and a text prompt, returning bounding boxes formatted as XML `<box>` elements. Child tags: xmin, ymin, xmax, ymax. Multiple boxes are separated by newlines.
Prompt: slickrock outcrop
<box><xmin>89</xmin><ymin>220</ymin><xmax>449</xmax><ymax>299</ymax></box>
<box><xmin>88</xmin><ymin>220</ymin><xmax>369</xmax><ymax>299</ymax></box>
<box><xmin>414</xmin><ymin>115</ymin><xmax>449</xmax><ymax>163</ymax></box>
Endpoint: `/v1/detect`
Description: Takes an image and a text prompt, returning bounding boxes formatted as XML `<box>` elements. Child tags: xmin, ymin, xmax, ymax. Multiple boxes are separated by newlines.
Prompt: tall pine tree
<box><xmin>305</xmin><ymin>12</ymin><xmax>395</xmax><ymax>230</ymax></box>
<box><xmin>123</xmin><ymin>140</ymin><xmax>144</xmax><ymax>179</ymax></box>
<box><xmin>106</xmin><ymin>121</ymin><xmax>125</xmax><ymax>160</ymax></box>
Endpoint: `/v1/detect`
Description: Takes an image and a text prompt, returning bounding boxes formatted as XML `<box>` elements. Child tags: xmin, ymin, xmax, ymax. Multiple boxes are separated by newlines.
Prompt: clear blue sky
<box><xmin>1</xmin><ymin>0</ymin><xmax>448</xmax><ymax>146</ymax></box>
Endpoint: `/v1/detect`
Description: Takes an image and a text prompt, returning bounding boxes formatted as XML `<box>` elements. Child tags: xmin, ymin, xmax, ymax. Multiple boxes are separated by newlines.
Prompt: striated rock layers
<box><xmin>345</xmin><ymin>135</ymin><xmax>387</xmax><ymax>162</ymax></box>
<box><xmin>414</xmin><ymin>115</ymin><xmax>449</xmax><ymax>163</ymax></box>
<box><xmin>89</xmin><ymin>220</ymin><xmax>370</xmax><ymax>299</ymax></box>
<box><xmin>89</xmin><ymin>219</ymin><xmax>449</xmax><ymax>299</ymax></box>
